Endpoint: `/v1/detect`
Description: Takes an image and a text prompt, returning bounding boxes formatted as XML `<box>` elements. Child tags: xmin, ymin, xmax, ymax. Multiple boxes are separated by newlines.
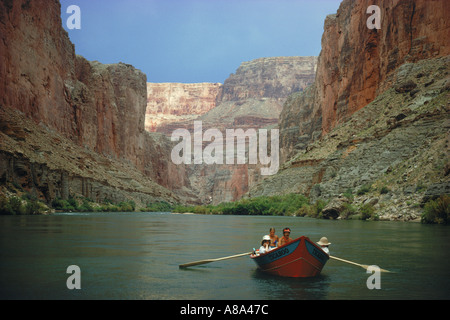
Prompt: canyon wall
<box><xmin>165</xmin><ymin>57</ymin><xmax>318</xmax><ymax>204</ymax></box>
<box><xmin>145</xmin><ymin>82</ymin><xmax>222</xmax><ymax>132</ymax></box>
<box><xmin>219</xmin><ymin>56</ymin><xmax>317</xmax><ymax>102</ymax></box>
<box><xmin>249</xmin><ymin>0</ymin><xmax>450</xmax><ymax>221</ymax></box>
<box><xmin>315</xmin><ymin>0</ymin><xmax>450</xmax><ymax>136</ymax></box>
<box><xmin>0</xmin><ymin>0</ymin><xmax>184</xmax><ymax>205</ymax></box>
<box><xmin>279</xmin><ymin>0</ymin><xmax>450</xmax><ymax>162</ymax></box>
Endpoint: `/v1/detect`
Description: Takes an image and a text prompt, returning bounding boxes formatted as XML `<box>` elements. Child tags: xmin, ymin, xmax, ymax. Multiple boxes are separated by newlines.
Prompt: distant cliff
<box><xmin>219</xmin><ymin>56</ymin><xmax>317</xmax><ymax>102</ymax></box>
<box><xmin>159</xmin><ymin>56</ymin><xmax>318</xmax><ymax>204</ymax></box>
<box><xmin>145</xmin><ymin>83</ymin><xmax>222</xmax><ymax>132</ymax></box>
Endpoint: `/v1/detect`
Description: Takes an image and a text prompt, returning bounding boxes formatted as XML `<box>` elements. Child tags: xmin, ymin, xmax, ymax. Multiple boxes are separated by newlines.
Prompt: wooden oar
<box><xmin>179</xmin><ymin>251</ymin><xmax>253</xmax><ymax>268</ymax></box>
<box><xmin>330</xmin><ymin>255</ymin><xmax>391</xmax><ymax>273</ymax></box>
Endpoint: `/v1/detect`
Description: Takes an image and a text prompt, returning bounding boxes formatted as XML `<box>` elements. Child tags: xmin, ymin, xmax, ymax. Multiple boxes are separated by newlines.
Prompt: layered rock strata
<box><xmin>279</xmin><ymin>0</ymin><xmax>450</xmax><ymax>162</ymax></box>
<box><xmin>0</xmin><ymin>0</ymin><xmax>186</xmax><ymax>205</ymax></box>
<box><xmin>249</xmin><ymin>54</ymin><xmax>450</xmax><ymax>221</ymax></box>
<box><xmin>145</xmin><ymin>82</ymin><xmax>222</xmax><ymax>132</ymax></box>
<box><xmin>163</xmin><ymin>57</ymin><xmax>318</xmax><ymax>204</ymax></box>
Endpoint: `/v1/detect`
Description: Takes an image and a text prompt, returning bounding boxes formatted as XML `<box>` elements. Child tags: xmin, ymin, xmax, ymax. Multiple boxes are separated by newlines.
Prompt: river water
<box><xmin>0</xmin><ymin>212</ymin><xmax>449</xmax><ymax>300</ymax></box>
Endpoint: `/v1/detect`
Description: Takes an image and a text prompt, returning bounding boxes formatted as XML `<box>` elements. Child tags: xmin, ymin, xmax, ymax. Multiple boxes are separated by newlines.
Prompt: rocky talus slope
<box><xmin>249</xmin><ymin>56</ymin><xmax>449</xmax><ymax>221</ymax></box>
<box><xmin>248</xmin><ymin>0</ymin><xmax>450</xmax><ymax>221</ymax></box>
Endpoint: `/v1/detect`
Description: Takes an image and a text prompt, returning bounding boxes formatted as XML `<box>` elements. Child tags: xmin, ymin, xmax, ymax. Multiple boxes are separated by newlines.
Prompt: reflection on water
<box><xmin>0</xmin><ymin>212</ymin><xmax>449</xmax><ymax>300</ymax></box>
<box><xmin>251</xmin><ymin>269</ymin><xmax>332</xmax><ymax>300</ymax></box>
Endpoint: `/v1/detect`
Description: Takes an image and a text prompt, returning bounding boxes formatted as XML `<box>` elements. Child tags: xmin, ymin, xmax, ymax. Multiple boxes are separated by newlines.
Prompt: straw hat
<box><xmin>317</xmin><ymin>237</ymin><xmax>331</xmax><ymax>246</ymax></box>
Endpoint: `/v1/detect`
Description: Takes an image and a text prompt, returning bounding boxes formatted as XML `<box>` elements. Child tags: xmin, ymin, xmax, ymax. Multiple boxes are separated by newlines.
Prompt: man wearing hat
<box><xmin>317</xmin><ymin>237</ymin><xmax>331</xmax><ymax>254</ymax></box>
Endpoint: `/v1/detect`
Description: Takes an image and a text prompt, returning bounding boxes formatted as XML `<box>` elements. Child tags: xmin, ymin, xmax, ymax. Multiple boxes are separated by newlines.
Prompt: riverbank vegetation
<box><xmin>0</xmin><ymin>194</ymin><xmax>48</xmax><ymax>215</ymax></box>
<box><xmin>51</xmin><ymin>197</ymin><xmax>137</xmax><ymax>213</ymax></box>
<box><xmin>1</xmin><ymin>181</ymin><xmax>447</xmax><ymax>224</ymax></box>
<box><xmin>174</xmin><ymin>194</ymin><xmax>309</xmax><ymax>216</ymax></box>
<box><xmin>421</xmin><ymin>195</ymin><xmax>449</xmax><ymax>225</ymax></box>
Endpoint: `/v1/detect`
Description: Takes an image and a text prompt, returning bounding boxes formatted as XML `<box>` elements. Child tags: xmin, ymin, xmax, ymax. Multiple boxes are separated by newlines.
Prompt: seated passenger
<box><xmin>278</xmin><ymin>228</ymin><xmax>293</xmax><ymax>247</ymax></box>
<box><xmin>317</xmin><ymin>237</ymin><xmax>331</xmax><ymax>255</ymax></box>
<box><xmin>269</xmin><ymin>227</ymin><xmax>279</xmax><ymax>247</ymax></box>
<box><xmin>258</xmin><ymin>235</ymin><xmax>273</xmax><ymax>254</ymax></box>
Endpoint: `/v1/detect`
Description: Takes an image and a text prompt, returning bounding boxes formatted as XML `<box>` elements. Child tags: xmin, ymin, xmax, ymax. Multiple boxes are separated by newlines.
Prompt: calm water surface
<box><xmin>0</xmin><ymin>212</ymin><xmax>449</xmax><ymax>300</ymax></box>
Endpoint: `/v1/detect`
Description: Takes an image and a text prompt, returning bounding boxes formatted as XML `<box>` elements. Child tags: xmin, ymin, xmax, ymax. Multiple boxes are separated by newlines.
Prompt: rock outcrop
<box><xmin>249</xmin><ymin>0</ymin><xmax>450</xmax><ymax>221</ymax></box>
<box><xmin>0</xmin><ymin>0</ymin><xmax>185</xmax><ymax>206</ymax></box>
<box><xmin>250</xmin><ymin>55</ymin><xmax>450</xmax><ymax>221</ymax></box>
<box><xmin>218</xmin><ymin>56</ymin><xmax>317</xmax><ymax>102</ymax></box>
<box><xmin>155</xmin><ymin>57</ymin><xmax>318</xmax><ymax>204</ymax></box>
<box><xmin>0</xmin><ymin>108</ymin><xmax>176</xmax><ymax>206</ymax></box>
<box><xmin>145</xmin><ymin>82</ymin><xmax>222</xmax><ymax>132</ymax></box>
<box><xmin>279</xmin><ymin>0</ymin><xmax>450</xmax><ymax>162</ymax></box>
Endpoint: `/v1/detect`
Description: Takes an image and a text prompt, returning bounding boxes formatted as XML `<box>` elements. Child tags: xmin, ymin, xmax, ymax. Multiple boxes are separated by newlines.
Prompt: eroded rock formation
<box><xmin>0</xmin><ymin>0</ymin><xmax>185</xmax><ymax>205</ymax></box>
<box><xmin>279</xmin><ymin>0</ymin><xmax>450</xmax><ymax>162</ymax></box>
<box><xmin>250</xmin><ymin>0</ymin><xmax>450</xmax><ymax>221</ymax></box>
<box><xmin>145</xmin><ymin>83</ymin><xmax>222</xmax><ymax>132</ymax></box>
<box><xmin>161</xmin><ymin>57</ymin><xmax>318</xmax><ymax>204</ymax></box>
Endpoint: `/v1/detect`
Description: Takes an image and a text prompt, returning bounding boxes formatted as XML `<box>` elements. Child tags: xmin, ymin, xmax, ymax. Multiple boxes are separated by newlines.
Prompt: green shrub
<box><xmin>421</xmin><ymin>195</ymin><xmax>450</xmax><ymax>225</ymax></box>
<box><xmin>143</xmin><ymin>201</ymin><xmax>173</xmax><ymax>212</ymax></box>
<box><xmin>67</xmin><ymin>196</ymin><xmax>79</xmax><ymax>210</ymax></box>
<box><xmin>0</xmin><ymin>195</ymin><xmax>14</xmax><ymax>215</ymax></box>
<box><xmin>173</xmin><ymin>194</ymin><xmax>309</xmax><ymax>216</ymax></box>
<box><xmin>24</xmin><ymin>199</ymin><xmax>46</xmax><ymax>215</ymax></box>
<box><xmin>360</xmin><ymin>203</ymin><xmax>376</xmax><ymax>220</ymax></box>
<box><xmin>340</xmin><ymin>203</ymin><xmax>357</xmax><ymax>219</ymax></box>
<box><xmin>52</xmin><ymin>198</ymin><xmax>69</xmax><ymax>210</ymax></box>
<box><xmin>380</xmin><ymin>186</ymin><xmax>390</xmax><ymax>194</ymax></box>
<box><xmin>343</xmin><ymin>188</ymin><xmax>354</xmax><ymax>201</ymax></box>
<box><xmin>117</xmin><ymin>201</ymin><xmax>135</xmax><ymax>212</ymax></box>
<box><xmin>79</xmin><ymin>199</ymin><xmax>94</xmax><ymax>212</ymax></box>
<box><xmin>1</xmin><ymin>195</ymin><xmax>46</xmax><ymax>215</ymax></box>
<box><xmin>9</xmin><ymin>197</ymin><xmax>23</xmax><ymax>214</ymax></box>
<box><xmin>357</xmin><ymin>184</ymin><xmax>372</xmax><ymax>195</ymax></box>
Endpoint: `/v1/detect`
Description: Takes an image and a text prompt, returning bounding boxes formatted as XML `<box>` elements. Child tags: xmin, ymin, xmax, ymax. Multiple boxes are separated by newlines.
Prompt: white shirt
<box><xmin>259</xmin><ymin>245</ymin><xmax>272</xmax><ymax>254</ymax></box>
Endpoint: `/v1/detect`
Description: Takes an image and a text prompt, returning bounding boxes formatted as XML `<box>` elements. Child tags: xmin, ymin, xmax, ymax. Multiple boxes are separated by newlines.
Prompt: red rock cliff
<box><xmin>279</xmin><ymin>0</ymin><xmax>450</xmax><ymax>162</ymax></box>
<box><xmin>0</xmin><ymin>0</ymin><xmax>76</xmax><ymax>136</ymax></box>
<box><xmin>316</xmin><ymin>0</ymin><xmax>450</xmax><ymax>135</ymax></box>
<box><xmin>0</xmin><ymin>0</ymin><xmax>186</xmax><ymax>203</ymax></box>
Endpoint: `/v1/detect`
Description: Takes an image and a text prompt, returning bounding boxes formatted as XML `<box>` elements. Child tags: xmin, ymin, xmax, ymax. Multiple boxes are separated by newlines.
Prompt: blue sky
<box><xmin>60</xmin><ymin>0</ymin><xmax>341</xmax><ymax>83</ymax></box>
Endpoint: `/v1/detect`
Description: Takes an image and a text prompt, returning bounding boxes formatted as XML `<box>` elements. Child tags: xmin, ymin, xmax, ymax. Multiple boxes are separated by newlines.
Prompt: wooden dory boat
<box><xmin>250</xmin><ymin>236</ymin><xmax>329</xmax><ymax>278</ymax></box>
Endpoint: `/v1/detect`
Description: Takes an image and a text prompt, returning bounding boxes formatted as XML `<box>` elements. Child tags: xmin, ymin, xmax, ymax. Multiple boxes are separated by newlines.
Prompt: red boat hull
<box><xmin>250</xmin><ymin>236</ymin><xmax>329</xmax><ymax>278</ymax></box>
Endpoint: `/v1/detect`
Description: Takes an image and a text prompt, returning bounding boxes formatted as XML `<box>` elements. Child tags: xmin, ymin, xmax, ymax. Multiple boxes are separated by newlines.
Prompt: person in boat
<box><xmin>258</xmin><ymin>235</ymin><xmax>273</xmax><ymax>254</ymax></box>
<box><xmin>269</xmin><ymin>228</ymin><xmax>279</xmax><ymax>247</ymax></box>
<box><xmin>317</xmin><ymin>237</ymin><xmax>331</xmax><ymax>254</ymax></box>
<box><xmin>278</xmin><ymin>228</ymin><xmax>293</xmax><ymax>247</ymax></box>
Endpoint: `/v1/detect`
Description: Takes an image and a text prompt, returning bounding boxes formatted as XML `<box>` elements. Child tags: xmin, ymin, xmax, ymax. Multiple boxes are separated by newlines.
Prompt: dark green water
<box><xmin>0</xmin><ymin>212</ymin><xmax>449</xmax><ymax>300</ymax></box>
